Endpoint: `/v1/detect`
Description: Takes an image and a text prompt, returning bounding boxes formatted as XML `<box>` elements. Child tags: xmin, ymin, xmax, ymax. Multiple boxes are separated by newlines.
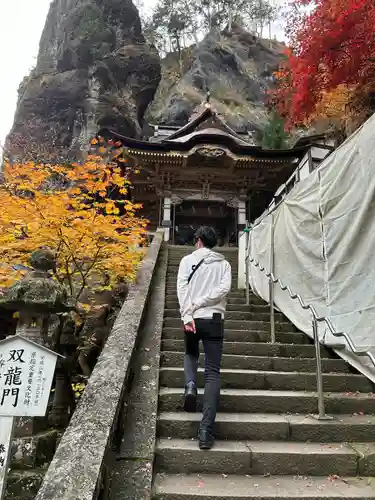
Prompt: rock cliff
<box><xmin>6</xmin><ymin>8</ymin><xmax>286</xmax><ymax>160</ymax></box>
<box><xmin>6</xmin><ymin>0</ymin><xmax>161</xmax><ymax>161</ymax></box>
<box><xmin>147</xmin><ymin>24</ymin><xmax>285</xmax><ymax>142</ymax></box>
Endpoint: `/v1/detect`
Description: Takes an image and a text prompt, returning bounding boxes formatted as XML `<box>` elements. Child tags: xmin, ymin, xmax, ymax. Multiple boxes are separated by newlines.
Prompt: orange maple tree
<box><xmin>0</xmin><ymin>155</ymin><xmax>147</xmax><ymax>298</ymax></box>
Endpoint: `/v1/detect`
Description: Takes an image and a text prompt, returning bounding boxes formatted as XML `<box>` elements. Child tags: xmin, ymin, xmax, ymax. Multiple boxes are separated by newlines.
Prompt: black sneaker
<box><xmin>183</xmin><ymin>381</ymin><xmax>197</xmax><ymax>412</ymax></box>
<box><xmin>198</xmin><ymin>428</ymin><xmax>214</xmax><ymax>450</ymax></box>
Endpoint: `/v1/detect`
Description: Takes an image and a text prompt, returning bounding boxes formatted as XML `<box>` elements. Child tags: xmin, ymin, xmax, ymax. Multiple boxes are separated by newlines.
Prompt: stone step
<box><xmin>167</xmin><ymin>259</ymin><xmax>238</xmax><ymax>274</ymax></box>
<box><xmin>167</xmin><ymin>260</ymin><xmax>238</xmax><ymax>266</ymax></box>
<box><xmin>163</xmin><ymin>318</ymin><xmax>297</xmax><ymax>333</ymax></box>
<box><xmin>168</xmin><ymin>254</ymin><xmax>238</xmax><ymax>263</ymax></box>
<box><xmin>168</xmin><ymin>249</ymin><xmax>238</xmax><ymax>254</ymax></box>
<box><xmin>165</xmin><ymin>279</ymin><xmax>243</xmax><ymax>286</ymax></box>
<box><xmin>164</xmin><ymin>295</ymin><xmax>255</xmax><ymax>305</ymax></box>
<box><xmin>158</xmin><ymin>388</ymin><xmax>375</xmax><ymax>414</ymax></box>
<box><xmin>167</xmin><ymin>258</ymin><xmax>238</xmax><ymax>263</ymax></box>
<box><xmin>159</xmin><ymin>367</ymin><xmax>371</xmax><ymax>392</ymax></box>
<box><xmin>163</xmin><ymin>309</ymin><xmax>286</xmax><ymax>322</ymax></box>
<box><xmin>162</xmin><ymin>328</ymin><xmax>306</xmax><ymax>344</ymax></box>
<box><xmin>167</xmin><ymin>265</ymin><xmax>238</xmax><ymax>271</ymax></box>
<box><xmin>157</xmin><ymin>412</ymin><xmax>375</xmax><ymax>442</ymax></box>
<box><xmin>160</xmin><ymin>351</ymin><xmax>349</xmax><ymax>373</ymax></box>
<box><xmin>162</xmin><ymin>328</ymin><xmax>307</xmax><ymax>344</ymax></box>
<box><xmin>168</xmin><ymin>258</ymin><xmax>239</xmax><ymax>264</ymax></box>
<box><xmin>166</xmin><ymin>269</ymin><xmax>239</xmax><ymax>276</ymax></box>
<box><xmin>156</xmin><ymin>250</ymin><xmax>375</xmax><ymax>499</ymax></box>
<box><xmin>155</xmin><ymin>438</ymin><xmax>363</xmax><ymax>476</ymax></box>
<box><xmin>167</xmin><ymin>259</ymin><xmax>239</xmax><ymax>265</ymax></box>
<box><xmin>153</xmin><ymin>473</ymin><xmax>375</xmax><ymax>499</ymax></box>
<box><xmin>168</xmin><ymin>246</ymin><xmax>238</xmax><ymax>251</ymax></box>
<box><xmin>161</xmin><ymin>339</ymin><xmax>331</xmax><ymax>359</ymax></box>
<box><xmin>227</xmin><ymin>297</ymin><xmax>255</xmax><ymax>305</ymax></box>
<box><xmin>165</xmin><ymin>286</ymin><xmax>240</xmax><ymax>293</ymax></box>
<box><xmin>168</xmin><ymin>248</ymin><xmax>238</xmax><ymax>255</ymax></box>
<box><xmin>165</xmin><ymin>290</ymin><xmax>248</xmax><ymax>300</ymax></box>
<box><xmin>167</xmin><ymin>261</ymin><xmax>239</xmax><ymax>266</ymax></box>
<box><xmin>165</xmin><ymin>302</ymin><xmax>270</xmax><ymax>313</ymax></box>
<box><xmin>167</xmin><ymin>279</ymin><xmax>240</xmax><ymax>286</ymax></box>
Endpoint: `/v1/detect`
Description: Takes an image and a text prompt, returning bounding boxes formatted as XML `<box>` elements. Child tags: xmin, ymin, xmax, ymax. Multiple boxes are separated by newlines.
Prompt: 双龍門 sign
<box><xmin>0</xmin><ymin>336</ymin><xmax>59</xmax><ymax>417</ymax></box>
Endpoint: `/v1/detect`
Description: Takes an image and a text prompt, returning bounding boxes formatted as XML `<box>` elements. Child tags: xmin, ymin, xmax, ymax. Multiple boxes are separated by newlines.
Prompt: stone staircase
<box><xmin>152</xmin><ymin>246</ymin><xmax>375</xmax><ymax>499</ymax></box>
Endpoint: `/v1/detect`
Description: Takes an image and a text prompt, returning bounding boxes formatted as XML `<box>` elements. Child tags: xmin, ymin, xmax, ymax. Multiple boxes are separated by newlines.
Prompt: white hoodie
<box><xmin>177</xmin><ymin>247</ymin><xmax>232</xmax><ymax>325</ymax></box>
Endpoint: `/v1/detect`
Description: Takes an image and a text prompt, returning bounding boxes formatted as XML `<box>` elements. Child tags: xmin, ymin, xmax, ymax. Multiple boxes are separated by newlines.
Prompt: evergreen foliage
<box><xmin>138</xmin><ymin>0</ymin><xmax>278</xmax><ymax>54</ymax></box>
<box><xmin>261</xmin><ymin>112</ymin><xmax>289</xmax><ymax>149</ymax></box>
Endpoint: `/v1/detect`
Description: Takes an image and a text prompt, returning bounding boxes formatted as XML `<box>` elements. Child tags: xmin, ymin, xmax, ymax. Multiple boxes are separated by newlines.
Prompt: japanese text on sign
<box><xmin>0</xmin><ymin>337</ymin><xmax>58</xmax><ymax>417</ymax></box>
<box><xmin>0</xmin><ymin>443</ymin><xmax>5</xmax><ymax>469</ymax></box>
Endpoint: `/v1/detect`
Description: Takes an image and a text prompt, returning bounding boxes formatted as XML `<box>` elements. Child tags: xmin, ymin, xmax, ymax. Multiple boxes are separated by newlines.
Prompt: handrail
<box><xmin>245</xmin><ymin>248</ymin><xmax>375</xmax><ymax>420</ymax></box>
<box><xmin>245</xmin><ymin>254</ymin><xmax>375</xmax><ymax>367</ymax></box>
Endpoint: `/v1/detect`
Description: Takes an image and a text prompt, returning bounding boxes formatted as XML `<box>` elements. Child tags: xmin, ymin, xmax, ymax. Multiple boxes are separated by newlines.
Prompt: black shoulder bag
<box><xmin>187</xmin><ymin>258</ymin><xmax>205</xmax><ymax>284</ymax></box>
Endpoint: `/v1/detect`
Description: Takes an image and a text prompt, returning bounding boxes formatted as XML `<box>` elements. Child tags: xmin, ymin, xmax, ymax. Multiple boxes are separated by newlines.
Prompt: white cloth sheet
<box><xmin>248</xmin><ymin>114</ymin><xmax>375</xmax><ymax>380</ymax></box>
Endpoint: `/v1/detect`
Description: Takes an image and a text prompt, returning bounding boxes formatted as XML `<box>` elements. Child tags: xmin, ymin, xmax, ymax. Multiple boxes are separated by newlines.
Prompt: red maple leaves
<box><xmin>273</xmin><ymin>0</ymin><xmax>375</xmax><ymax>127</ymax></box>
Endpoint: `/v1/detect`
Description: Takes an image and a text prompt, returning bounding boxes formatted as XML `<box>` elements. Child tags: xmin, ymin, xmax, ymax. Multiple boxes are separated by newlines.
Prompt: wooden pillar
<box><xmin>163</xmin><ymin>197</ymin><xmax>172</xmax><ymax>243</ymax></box>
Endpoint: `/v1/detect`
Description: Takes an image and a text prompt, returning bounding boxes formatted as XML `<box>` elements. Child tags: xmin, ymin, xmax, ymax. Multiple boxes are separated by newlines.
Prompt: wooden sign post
<box><xmin>0</xmin><ymin>336</ymin><xmax>60</xmax><ymax>500</ymax></box>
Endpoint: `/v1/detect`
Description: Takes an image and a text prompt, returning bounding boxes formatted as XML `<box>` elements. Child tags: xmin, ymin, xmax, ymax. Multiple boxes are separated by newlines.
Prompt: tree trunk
<box><xmin>174</xmin><ymin>31</ymin><xmax>183</xmax><ymax>77</ymax></box>
<box><xmin>193</xmin><ymin>28</ymin><xmax>199</xmax><ymax>45</ymax></box>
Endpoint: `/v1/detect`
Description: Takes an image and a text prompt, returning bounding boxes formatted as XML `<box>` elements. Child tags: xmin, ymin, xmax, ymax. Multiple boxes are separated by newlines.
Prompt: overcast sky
<box><xmin>0</xmin><ymin>0</ymin><xmax>51</xmax><ymax>148</ymax></box>
<box><xmin>0</xmin><ymin>0</ymin><xmax>284</xmax><ymax>149</ymax></box>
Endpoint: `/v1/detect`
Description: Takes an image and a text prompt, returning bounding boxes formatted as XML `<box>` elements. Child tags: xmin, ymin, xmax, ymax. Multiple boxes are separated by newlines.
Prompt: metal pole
<box><xmin>312</xmin><ymin>316</ymin><xmax>332</xmax><ymax>420</ymax></box>
<box><xmin>269</xmin><ymin>213</ymin><xmax>276</xmax><ymax>343</ymax></box>
<box><xmin>158</xmin><ymin>197</ymin><xmax>162</xmax><ymax>227</ymax></box>
<box><xmin>172</xmin><ymin>203</ymin><xmax>176</xmax><ymax>245</ymax></box>
<box><xmin>235</xmin><ymin>206</ymin><xmax>238</xmax><ymax>246</ymax></box>
<box><xmin>245</xmin><ymin>227</ymin><xmax>250</xmax><ymax>307</ymax></box>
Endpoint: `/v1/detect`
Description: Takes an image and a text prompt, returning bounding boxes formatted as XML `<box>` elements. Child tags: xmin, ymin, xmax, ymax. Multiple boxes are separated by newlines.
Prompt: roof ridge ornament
<box><xmin>196</xmin><ymin>145</ymin><xmax>225</xmax><ymax>158</ymax></box>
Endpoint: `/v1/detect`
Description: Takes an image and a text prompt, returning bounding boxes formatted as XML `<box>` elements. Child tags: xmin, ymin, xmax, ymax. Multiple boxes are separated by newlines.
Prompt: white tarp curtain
<box><xmin>248</xmin><ymin>114</ymin><xmax>375</xmax><ymax>380</ymax></box>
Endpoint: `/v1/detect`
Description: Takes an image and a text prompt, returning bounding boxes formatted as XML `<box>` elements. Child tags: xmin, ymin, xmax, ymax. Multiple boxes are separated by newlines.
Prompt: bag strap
<box><xmin>187</xmin><ymin>258</ymin><xmax>205</xmax><ymax>284</ymax></box>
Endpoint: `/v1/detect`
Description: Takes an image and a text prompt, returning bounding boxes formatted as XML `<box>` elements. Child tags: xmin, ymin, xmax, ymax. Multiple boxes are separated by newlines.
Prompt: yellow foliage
<box><xmin>0</xmin><ymin>156</ymin><xmax>147</xmax><ymax>297</ymax></box>
<box><xmin>71</xmin><ymin>382</ymin><xmax>86</xmax><ymax>399</ymax></box>
<box><xmin>305</xmin><ymin>84</ymin><xmax>362</xmax><ymax>126</ymax></box>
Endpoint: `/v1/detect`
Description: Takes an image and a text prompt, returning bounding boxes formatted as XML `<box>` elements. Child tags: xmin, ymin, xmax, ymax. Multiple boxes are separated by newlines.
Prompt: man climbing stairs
<box><xmin>152</xmin><ymin>246</ymin><xmax>375</xmax><ymax>499</ymax></box>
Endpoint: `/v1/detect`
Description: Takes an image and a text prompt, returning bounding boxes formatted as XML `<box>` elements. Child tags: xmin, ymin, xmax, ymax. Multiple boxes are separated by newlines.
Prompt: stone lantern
<box><xmin>0</xmin><ymin>249</ymin><xmax>77</xmax><ymax>435</ymax></box>
<box><xmin>0</xmin><ymin>249</ymin><xmax>75</xmax><ymax>346</ymax></box>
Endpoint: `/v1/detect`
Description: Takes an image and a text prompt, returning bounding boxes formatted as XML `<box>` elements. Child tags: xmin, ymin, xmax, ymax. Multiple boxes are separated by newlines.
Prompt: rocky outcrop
<box><xmin>6</xmin><ymin>0</ymin><xmax>161</xmax><ymax>161</ymax></box>
<box><xmin>148</xmin><ymin>24</ymin><xmax>285</xmax><ymax>142</ymax></box>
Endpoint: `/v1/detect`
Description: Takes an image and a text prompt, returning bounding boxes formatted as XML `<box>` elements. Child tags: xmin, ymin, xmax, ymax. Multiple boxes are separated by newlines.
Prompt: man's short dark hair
<box><xmin>195</xmin><ymin>226</ymin><xmax>217</xmax><ymax>249</ymax></box>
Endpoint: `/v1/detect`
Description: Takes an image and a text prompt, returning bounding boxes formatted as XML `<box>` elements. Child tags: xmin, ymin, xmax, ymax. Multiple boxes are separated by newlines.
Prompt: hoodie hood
<box><xmin>192</xmin><ymin>247</ymin><xmax>225</xmax><ymax>264</ymax></box>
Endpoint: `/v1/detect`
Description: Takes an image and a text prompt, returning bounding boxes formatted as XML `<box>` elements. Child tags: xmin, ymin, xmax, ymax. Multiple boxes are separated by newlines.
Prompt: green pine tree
<box><xmin>262</xmin><ymin>112</ymin><xmax>289</xmax><ymax>149</ymax></box>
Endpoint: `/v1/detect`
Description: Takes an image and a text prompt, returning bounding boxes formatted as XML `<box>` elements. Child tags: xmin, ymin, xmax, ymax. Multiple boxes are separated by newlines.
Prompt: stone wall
<box><xmin>25</xmin><ymin>230</ymin><xmax>164</xmax><ymax>500</ymax></box>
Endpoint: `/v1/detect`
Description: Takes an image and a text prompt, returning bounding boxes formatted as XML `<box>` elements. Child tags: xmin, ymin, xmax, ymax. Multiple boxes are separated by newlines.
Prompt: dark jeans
<box><xmin>184</xmin><ymin>317</ymin><xmax>224</xmax><ymax>434</ymax></box>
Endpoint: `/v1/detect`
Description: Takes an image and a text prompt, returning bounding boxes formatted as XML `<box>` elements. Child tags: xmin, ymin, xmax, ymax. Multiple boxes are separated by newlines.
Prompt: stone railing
<box><xmin>34</xmin><ymin>229</ymin><xmax>164</xmax><ymax>500</ymax></box>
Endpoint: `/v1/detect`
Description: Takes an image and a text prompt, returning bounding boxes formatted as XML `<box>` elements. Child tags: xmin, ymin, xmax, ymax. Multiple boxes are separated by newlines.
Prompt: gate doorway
<box><xmin>172</xmin><ymin>200</ymin><xmax>237</xmax><ymax>246</ymax></box>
